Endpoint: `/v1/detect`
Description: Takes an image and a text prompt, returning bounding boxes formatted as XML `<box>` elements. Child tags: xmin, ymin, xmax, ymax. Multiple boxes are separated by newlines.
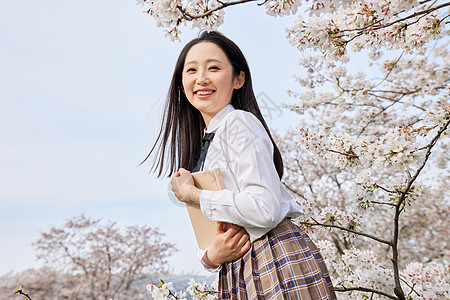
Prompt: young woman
<box><xmin>147</xmin><ymin>31</ymin><xmax>336</xmax><ymax>299</ymax></box>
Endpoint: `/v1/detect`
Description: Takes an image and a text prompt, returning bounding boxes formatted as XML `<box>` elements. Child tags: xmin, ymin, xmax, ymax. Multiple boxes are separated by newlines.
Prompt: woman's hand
<box><xmin>171</xmin><ymin>168</ymin><xmax>201</xmax><ymax>206</ymax></box>
<box><xmin>203</xmin><ymin>222</ymin><xmax>251</xmax><ymax>268</ymax></box>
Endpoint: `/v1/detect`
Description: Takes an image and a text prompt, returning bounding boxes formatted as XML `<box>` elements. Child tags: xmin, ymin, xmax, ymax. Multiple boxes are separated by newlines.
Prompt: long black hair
<box><xmin>144</xmin><ymin>31</ymin><xmax>284</xmax><ymax>179</ymax></box>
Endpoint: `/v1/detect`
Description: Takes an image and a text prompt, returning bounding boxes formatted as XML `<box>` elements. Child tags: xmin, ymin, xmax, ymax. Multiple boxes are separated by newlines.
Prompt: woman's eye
<box><xmin>186</xmin><ymin>68</ymin><xmax>196</xmax><ymax>73</ymax></box>
<box><xmin>209</xmin><ymin>66</ymin><xmax>220</xmax><ymax>70</ymax></box>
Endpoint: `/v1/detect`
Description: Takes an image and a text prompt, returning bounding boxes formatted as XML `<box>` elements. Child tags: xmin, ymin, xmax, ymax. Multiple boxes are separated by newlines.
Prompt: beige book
<box><xmin>187</xmin><ymin>168</ymin><xmax>225</xmax><ymax>249</ymax></box>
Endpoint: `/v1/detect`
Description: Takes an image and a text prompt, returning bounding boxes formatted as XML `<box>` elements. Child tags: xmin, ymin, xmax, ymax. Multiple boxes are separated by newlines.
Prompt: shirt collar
<box><xmin>205</xmin><ymin>104</ymin><xmax>235</xmax><ymax>134</ymax></box>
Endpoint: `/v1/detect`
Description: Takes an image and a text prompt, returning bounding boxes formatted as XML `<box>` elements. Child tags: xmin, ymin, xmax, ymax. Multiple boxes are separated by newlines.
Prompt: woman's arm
<box><xmin>199</xmin><ymin>111</ymin><xmax>285</xmax><ymax>235</ymax></box>
<box><xmin>171</xmin><ymin>171</ymin><xmax>251</xmax><ymax>269</ymax></box>
<box><xmin>204</xmin><ymin>222</ymin><xmax>251</xmax><ymax>267</ymax></box>
<box><xmin>170</xmin><ymin>168</ymin><xmax>201</xmax><ymax>206</ymax></box>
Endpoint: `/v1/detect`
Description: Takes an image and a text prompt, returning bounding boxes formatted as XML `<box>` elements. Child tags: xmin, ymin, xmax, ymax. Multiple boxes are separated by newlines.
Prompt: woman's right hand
<box><xmin>203</xmin><ymin>222</ymin><xmax>251</xmax><ymax>268</ymax></box>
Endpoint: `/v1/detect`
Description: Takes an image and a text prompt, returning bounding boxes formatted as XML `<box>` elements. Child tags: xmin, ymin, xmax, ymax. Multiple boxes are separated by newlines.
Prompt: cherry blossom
<box><xmin>141</xmin><ymin>1</ymin><xmax>449</xmax><ymax>298</ymax></box>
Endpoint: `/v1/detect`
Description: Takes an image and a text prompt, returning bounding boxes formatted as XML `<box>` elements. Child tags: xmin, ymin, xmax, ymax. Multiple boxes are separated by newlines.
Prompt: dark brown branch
<box><xmin>177</xmin><ymin>0</ymin><xmax>258</xmax><ymax>20</ymax></box>
<box><xmin>401</xmin><ymin>277</ymin><xmax>421</xmax><ymax>297</ymax></box>
<box><xmin>368</xmin><ymin>89</ymin><xmax>422</xmax><ymax>96</ymax></box>
<box><xmin>335</xmin><ymin>286</ymin><xmax>398</xmax><ymax>300</ymax></box>
<box><xmin>302</xmin><ymin>219</ymin><xmax>392</xmax><ymax>246</ymax></box>
<box><xmin>13</xmin><ymin>287</ymin><xmax>33</xmax><ymax>300</ymax></box>
<box><xmin>327</xmin><ymin>149</ymin><xmax>359</xmax><ymax>158</ymax></box>
<box><xmin>420</xmin><ymin>0</ymin><xmax>437</xmax><ymax>6</ymax></box>
<box><xmin>324</xmin><ymin>2</ymin><xmax>448</xmax><ymax>54</ymax></box>
<box><xmin>257</xmin><ymin>0</ymin><xmax>269</xmax><ymax>6</ymax></box>
<box><xmin>370</xmin><ymin>200</ymin><xmax>396</xmax><ymax>207</ymax></box>
<box><xmin>416</xmin><ymin>119</ymin><xmax>449</xmax><ymax>178</ymax></box>
<box><xmin>335</xmin><ymin>2</ymin><xmax>450</xmax><ymax>36</ymax></box>
<box><xmin>358</xmin><ymin>94</ymin><xmax>405</xmax><ymax>137</ymax></box>
<box><xmin>392</xmin><ymin>199</ymin><xmax>407</xmax><ymax>299</ymax></box>
<box><xmin>373</xmin><ymin>52</ymin><xmax>404</xmax><ymax>90</ymax></box>
<box><xmin>377</xmin><ymin>184</ymin><xmax>398</xmax><ymax>194</ymax></box>
<box><xmin>390</xmin><ymin>117</ymin><xmax>450</xmax><ymax>300</ymax></box>
<box><xmin>282</xmin><ymin>181</ymin><xmax>307</xmax><ymax>200</ymax></box>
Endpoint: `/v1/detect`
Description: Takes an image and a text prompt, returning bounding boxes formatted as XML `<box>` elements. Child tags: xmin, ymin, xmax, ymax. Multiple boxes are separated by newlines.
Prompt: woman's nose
<box><xmin>196</xmin><ymin>71</ymin><xmax>210</xmax><ymax>85</ymax></box>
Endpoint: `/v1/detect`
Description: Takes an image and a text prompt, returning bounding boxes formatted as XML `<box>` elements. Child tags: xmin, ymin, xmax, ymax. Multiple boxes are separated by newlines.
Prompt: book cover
<box><xmin>186</xmin><ymin>168</ymin><xmax>225</xmax><ymax>249</ymax></box>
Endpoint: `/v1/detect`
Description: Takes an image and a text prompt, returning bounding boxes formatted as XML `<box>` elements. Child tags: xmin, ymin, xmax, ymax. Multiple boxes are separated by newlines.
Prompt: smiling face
<box><xmin>182</xmin><ymin>42</ymin><xmax>245</xmax><ymax>127</ymax></box>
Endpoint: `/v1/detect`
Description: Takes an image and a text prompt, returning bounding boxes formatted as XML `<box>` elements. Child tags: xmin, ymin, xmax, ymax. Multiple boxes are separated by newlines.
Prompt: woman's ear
<box><xmin>234</xmin><ymin>71</ymin><xmax>245</xmax><ymax>89</ymax></box>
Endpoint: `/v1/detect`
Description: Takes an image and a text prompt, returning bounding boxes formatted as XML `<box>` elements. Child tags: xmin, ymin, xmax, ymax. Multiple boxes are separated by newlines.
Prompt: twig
<box><xmin>335</xmin><ymin>2</ymin><xmax>450</xmax><ymax>35</ymax></box>
<box><xmin>420</xmin><ymin>0</ymin><xmax>436</xmax><ymax>6</ymax></box>
<box><xmin>282</xmin><ymin>182</ymin><xmax>307</xmax><ymax>200</ymax></box>
<box><xmin>327</xmin><ymin>149</ymin><xmax>359</xmax><ymax>158</ymax></box>
<box><xmin>301</xmin><ymin>219</ymin><xmax>392</xmax><ymax>246</ymax></box>
<box><xmin>177</xmin><ymin>0</ymin><xmax>258</xmax><ymax>20</ymax></box>
<box><xmin>377</xmin><ymin>185</ymin><xmax>398</xmax><ymax>194</ymax></box>
<box><xmin>13</xmin><ymin>287</ymin><xmax>33</xmax><ymax>300</ymax></box>
<box><xmin>373</xmin><ymin>52</ymin><xmax>404</xmax><ymax>90</ymax></box>
<box><xmin>370</xmin><ymin>200</ymin><xmax>396</xmax><ymax>207</ymax></box>
<box><xmin>335</xmin><ymin>286</ymin><xmax>398</xmax><ymax>300</ymax></box>
<box><xmin>401</xmin><ymin>277</ymin><xmax>420</xmax><ymax>297</ymax></box>
<box><xmin>358</xmin><ymin>94</ymin><xmax>405</xmax><ymax>137</ymax></box>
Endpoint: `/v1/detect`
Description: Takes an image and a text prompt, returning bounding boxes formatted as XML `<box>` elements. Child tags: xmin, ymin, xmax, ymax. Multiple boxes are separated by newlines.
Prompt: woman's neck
<box><xmin>201</xmin><ymin>112</ymin><xmax>213</xmax><ymax>129</ymax></box>
<box><xmin>200</xmin><ymin>103</ymin><xmax>232</xmax><ymax>129</ymax></box>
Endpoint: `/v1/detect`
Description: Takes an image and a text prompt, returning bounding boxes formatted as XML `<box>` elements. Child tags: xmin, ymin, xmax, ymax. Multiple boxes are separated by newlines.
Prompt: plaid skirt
<box><xmin>218</xmin><ymin>219</ymin><xmax>336</xmax><ymax>300</ymax></box>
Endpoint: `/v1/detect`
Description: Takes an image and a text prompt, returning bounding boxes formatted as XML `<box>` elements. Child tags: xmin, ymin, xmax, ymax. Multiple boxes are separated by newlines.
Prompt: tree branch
<box><xmin>177</xmin><ymin>0</ymin><xmax>258</xmax><ymax>20</ymax></box>
<box><xmin>370</xmin><ymin>200</ymin><xmax>396</xmax><ymax>207</ymax></box>
<box><xmin>282</xmin><ymin>181</ymin><xmax>307</xmax><ymax>200</ymax></box>
<box><xmin>390</xmin><ymin>117</ymin><xmax>449</xmax><ymax>300</ymax></box>
<box><xmin>401</xmin><ymin>277</ymin><xmax>421</xmax><ymax>297</ymax></box>
<box><xmin>14</xmin><ymin>287</ymin><xmax>33</xmax><ymax>300</ymax></box>
<box><xmin>377</xmin><ymin>185</ymin><xmax>398</xmax><ymax>194</ymax></box>
<box><xmin>409</xmin><ymin>118</ymin><xmax>450</xmax><ymax>187</ymax></box>
<box><xmin>373</xmin><ymin>52</ymin><xmax>404</xmax><ymax>90</ymax></box>
<box><xmin>335</xmin><ymin>286</ymin><xmax>398</xmax><ymax>300</ymax></box>
<box><xmin>327</xmin><ymin>149</ymin><xmax>359</xmax><ymax>158</ymax></box>
<box><xmin>335</xmin><ymin>2</ymin><xmax>450</xmax><ymax>36</ymax></box>
<box><xmin>358</xmin><ymin>94</ymin><xmax>405</xmax><ymax>137</ymax></box>
<box><xmin>301</xmin><ymin>219</ymin><xmax>392</xmax><ymax>246</ymax></box>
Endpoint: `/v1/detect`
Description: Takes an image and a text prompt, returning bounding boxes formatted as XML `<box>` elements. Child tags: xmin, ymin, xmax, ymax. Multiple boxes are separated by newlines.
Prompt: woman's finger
<box><xmin>231</xmin><ymin>227</ymin><xmax>247</xmax><ymax>240</ymax></box>
<box><xmin>237</xmin><ymin>232</ymin><xmax>250</xmax><ymax>247</ymax></box>
<box><xmin>224</xmin><ymin>224</ymin><xmax>241</xmax><ymax>237</ymax></box>
<box><xmin>237</xmin><ymin>226</ymin><xmax>248</xmax><ymax>235</ymax></box>
<box><xmin>216</xmin><ymin>222</ymin><xmax>226</xmax><ymax>234</ymax></box>
<box><xmin>176</xmin><ymin>170</ymin><xmax>195</xmax><ymax>188</ymax></box>
<box><xmin>221</xmin><ymin>222</ymin><xmax>233</xmax><ymax>232</ymax></box>
<box><xmin>172</xmin><ymin>171</ymin><xmax>180</xmax><ymax>177</ymax></box>
<box><xmin>241</xmin><ymin>240</ymin><xmax>251</xmax><ymax>253</ymax></box>
<box><xmin>178</xmin><ymin>168</ymin><xmax>190</xmax><ymax>174</ymax></box>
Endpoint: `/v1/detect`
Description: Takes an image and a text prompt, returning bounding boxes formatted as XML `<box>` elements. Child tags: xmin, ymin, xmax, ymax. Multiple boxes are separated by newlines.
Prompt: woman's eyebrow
<box><xmin>184</xmin><ymin>58</ymin><xmax>223</xmax><ymax>65</ymax></box>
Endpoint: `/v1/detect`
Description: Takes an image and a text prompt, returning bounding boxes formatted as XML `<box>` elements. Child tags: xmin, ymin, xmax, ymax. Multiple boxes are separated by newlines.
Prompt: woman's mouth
<box><xmin>195</xmin><ymin>90</ymin><xmax>215</xmax><ymax>98</ymax></box>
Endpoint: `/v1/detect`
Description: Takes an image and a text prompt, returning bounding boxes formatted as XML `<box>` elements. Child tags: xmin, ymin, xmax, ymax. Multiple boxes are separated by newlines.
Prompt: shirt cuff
<box><xmin>196</xmin><ymin>248</ymin><xmax>221</xmax><ymax>273</ymax></box>
<box><xmin>199</xmin><ymin>190</ymin><xmax>214</xmax><ymax>220</ymax></box>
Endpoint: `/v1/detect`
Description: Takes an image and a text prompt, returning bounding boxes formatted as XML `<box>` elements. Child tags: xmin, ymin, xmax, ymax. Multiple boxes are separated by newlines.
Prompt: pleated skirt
<box><xmin>218</xmin><ymin>219</ymin><xmax>337</xmax><ymax>300</ymax></box>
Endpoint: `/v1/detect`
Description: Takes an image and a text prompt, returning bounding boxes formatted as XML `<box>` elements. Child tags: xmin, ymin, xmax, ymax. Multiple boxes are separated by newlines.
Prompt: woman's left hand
<box><xmin>170</xmin><ymin>168</ymin><xmax>201</xmax><ymax>206</ymax></box>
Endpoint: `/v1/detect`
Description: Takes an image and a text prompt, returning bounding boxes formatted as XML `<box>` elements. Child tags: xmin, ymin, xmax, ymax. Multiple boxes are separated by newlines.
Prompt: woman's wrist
<box><xmin>203</xmin><ymin>250</ymin><xmax>220</xmax><ymax>268</ymax></box>
<box><xmin>189</xmin><ymin>186</ymin><xmax>201</xmax><ymax>206</ymax></box>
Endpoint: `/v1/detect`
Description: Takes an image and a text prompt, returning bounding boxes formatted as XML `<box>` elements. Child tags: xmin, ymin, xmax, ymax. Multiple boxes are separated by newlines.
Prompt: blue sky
<box><xmin>0</xmin><ymin>0</ymin><xmax>302</xmax><ymax>276</ymax></box>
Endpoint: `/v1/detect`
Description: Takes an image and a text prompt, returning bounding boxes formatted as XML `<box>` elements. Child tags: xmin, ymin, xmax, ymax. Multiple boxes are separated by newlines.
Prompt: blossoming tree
<box><xmin>136</xmin><ymin>0</ymin><xmax>449</xmax><ymax>299</ymax></box>
<box><xmin>1</xmin><ymin>215</ymin><xmax>177</xmax><ymax>300</ymax></box>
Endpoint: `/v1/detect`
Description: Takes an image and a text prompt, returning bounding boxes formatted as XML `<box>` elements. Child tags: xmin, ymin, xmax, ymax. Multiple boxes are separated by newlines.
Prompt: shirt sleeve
<box><xmin>196</xmin><ymin>248</ymin><xmax>221</xmax><ymax>272</ymax></box>
<box><xmin>199</xmin><ymin>111</ymin><xmax>284</xmax><ymax>239</ymax></box>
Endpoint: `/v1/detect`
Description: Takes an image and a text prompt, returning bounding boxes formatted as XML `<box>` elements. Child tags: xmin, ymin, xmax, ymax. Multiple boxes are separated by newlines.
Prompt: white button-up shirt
<box><xmin>199</xmin><ymin>104</ymin><xmax>303</xmax><ymax>242</ymax></box>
